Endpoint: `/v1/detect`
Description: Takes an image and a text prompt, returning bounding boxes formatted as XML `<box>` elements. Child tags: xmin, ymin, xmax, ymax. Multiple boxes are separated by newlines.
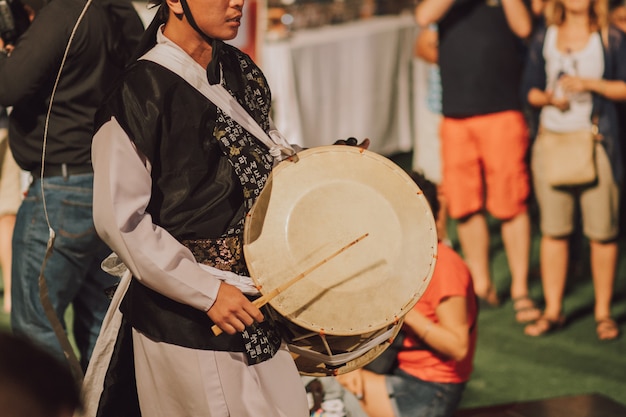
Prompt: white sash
<box><xmin>140</xmin><ymin>41</ymin><xmax>296</xmax><ymax>165</ymax></box>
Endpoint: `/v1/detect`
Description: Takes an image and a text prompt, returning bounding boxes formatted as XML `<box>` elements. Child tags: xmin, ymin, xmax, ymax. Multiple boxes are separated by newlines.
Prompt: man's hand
<box><xmin>207</xmin><ymin>282</ymin><xmax>264</xmax><ymax>335</ymax></box>
<box><xmin>0</xmin><ymin>38</ymin><xmax>13</xmax><ymax>55</ymax></box>
<box><xmin>333</xmin><ymin>137</ymin><xmax>371</xmax><ymax>149</ymax></box>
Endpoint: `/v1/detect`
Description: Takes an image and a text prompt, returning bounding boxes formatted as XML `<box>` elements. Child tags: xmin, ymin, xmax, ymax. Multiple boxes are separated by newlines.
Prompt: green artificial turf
<box><xmin>462</xmin><ymin>262</ymin><xmax>626</xmax><ymax>408</ymax></box>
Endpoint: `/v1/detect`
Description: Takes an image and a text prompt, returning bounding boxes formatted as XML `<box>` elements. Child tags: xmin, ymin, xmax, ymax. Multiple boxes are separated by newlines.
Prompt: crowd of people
<box><xmin>412</xmin><ymin>0</ymin><xmax>625</xmax><ymax>343</ymax></box>
<box><xmin>0</xmin><ymin>0</ymin><xmax>623</xmax><ymax>416</ymax></box>
<box><xmin>349</xmin><ymin>0</ymin><xmax>625</xmax><ymax>415</ymax></box>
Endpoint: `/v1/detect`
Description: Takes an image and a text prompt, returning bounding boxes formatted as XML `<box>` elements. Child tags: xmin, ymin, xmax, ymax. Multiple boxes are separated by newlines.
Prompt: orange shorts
<box><xmin>440</xmin><ymin>110</ymin><xmax>530</xmax><ymax>220</ymax></box>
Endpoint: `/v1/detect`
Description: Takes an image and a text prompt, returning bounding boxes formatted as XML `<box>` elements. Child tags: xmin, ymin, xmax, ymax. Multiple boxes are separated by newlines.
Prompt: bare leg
<box><xmin>502</xmin><ymin>210</ymin><xmax>539</xmax><ymax>322</ymax></box>
<box><xmin>525</xmin><ymin>235</ymin><xmax>568</xmax><ymax>336</ymax></box>
<box><xmin>590</xmin><ymin>239</ymin><xmax>619</xmax><ymax>340</ymax></box>
<box><xmin>457</xmin><ymin>212</ymin><xmax>497</xmax><ymax>304</ymax></box>
<box><xmin>501</xmin><ymin>210</ymin><xmax>531</xmax><ymax>299</ymax></box>
<box><xmin>0</xmin><ymin>214</ymin><xmax>16</xmax><ymax>313</ymax></box>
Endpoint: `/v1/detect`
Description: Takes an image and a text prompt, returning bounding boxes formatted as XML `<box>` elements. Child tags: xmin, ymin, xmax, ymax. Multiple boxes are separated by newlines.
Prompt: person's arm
<box><xmin>502</xmin><ymin>0</ymin><xmax>532</xmax><ymax>39</ymax></box>
<box><xmin>0</xmin><ymin>6</ymin><xmax>64</xmax><ymax>106</ymax></box>
<box><xmin>531</xmin><ymin>0</ymin><xmax>546</xmax><ymax>17</ymax></box>
<box><xmin>402</xmin><ymin>296</ymin><xmax>470</xmax><ymax>362</ymax></box>
<box><xmin>559</xmin><ymin>76</ymin><xmax>626</xmax><ymax>101</ymax></box>
<box><xmin>558</xmin><ymin>29</ymin><xmax>626</xmax><ymax>101</ymax></box>
<box><xmin>521</xmin><ymin>28</ymin><xmax>556</xmax><ymax>108</ymax></box>
<box><xmin>415</xmin><ymin>25</ymin><xmax>438</xmax><ymax>64</ymax></box>
<box><xmin>523</xmin><ymin>33</ymin><xmax>570</xmax><ymax>112</ymax></box>
<box><xmin>527</xmin><ymin>87</ymin><xmax>570</xmax><ymax>111</ymax></box>
<box><xmin>92</xmin><ymin>118</ymin><xmax>263</xmax><ymax>334</ymax></box>
<box><xmin>415</xmin><ymin>0</ymin><xmax>455</xmax><ymax>28</ymax></box>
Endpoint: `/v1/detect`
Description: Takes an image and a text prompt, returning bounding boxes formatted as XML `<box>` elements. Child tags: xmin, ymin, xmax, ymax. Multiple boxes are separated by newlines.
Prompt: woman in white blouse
<box><xmin>522</xmin><ymin>0</ymin><xmax>626</xmax><ymax>340</ymax></box>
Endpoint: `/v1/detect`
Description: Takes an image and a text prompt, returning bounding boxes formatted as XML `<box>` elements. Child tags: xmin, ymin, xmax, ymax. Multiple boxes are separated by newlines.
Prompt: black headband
<box><xmin>179</xmin><ymin>0</ymin><xmax>222</xmax><ymax>85</ymax></box>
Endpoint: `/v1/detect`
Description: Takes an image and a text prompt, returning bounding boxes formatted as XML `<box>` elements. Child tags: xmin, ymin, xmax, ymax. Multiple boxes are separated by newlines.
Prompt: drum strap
<box><xmin>287</xmin><ymin>326</ymin><xmax>397</xmax><ymax>367</ymax></box>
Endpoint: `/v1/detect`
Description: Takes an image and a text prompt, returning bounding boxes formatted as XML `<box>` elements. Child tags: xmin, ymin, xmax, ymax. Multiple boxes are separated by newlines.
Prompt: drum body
<box><xmin>244</xmin><ymin>146</ymin><xmax>437</xmax><ymax>376</ymax></box>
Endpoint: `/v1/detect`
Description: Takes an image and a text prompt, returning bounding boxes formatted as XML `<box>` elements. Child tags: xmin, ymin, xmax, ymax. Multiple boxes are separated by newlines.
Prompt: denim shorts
<box><xmin>386</xmin><ymin>369</ymin><xmax>466</xmax><ymax>417</ymax></box>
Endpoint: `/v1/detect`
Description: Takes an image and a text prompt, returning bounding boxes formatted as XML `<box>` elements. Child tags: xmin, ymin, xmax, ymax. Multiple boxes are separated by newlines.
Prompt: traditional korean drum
<box><xmin>244</xmin><ymin>146</ymin><xmax>438</xmax><ymax>376</ymax></box>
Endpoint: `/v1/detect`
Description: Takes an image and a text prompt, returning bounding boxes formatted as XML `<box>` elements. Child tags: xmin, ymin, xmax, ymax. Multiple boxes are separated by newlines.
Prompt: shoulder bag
<box><xmin>536</xmin><ymin>116</ymin><xmax>601</xmax><ymax>187</ymax></box>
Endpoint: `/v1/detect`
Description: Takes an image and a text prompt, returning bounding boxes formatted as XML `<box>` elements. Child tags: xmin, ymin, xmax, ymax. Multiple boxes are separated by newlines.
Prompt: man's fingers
<box><xmin>222</xmin><ymin>306</ymin><xmax>264</xmax><ymax>334</ymax></box>
<box><xmin>242</xmin><ymin>303</ymin><xmax>265</xmax><ymax>323</ymax></box>
<box><xmin>225</xmin><ymin>316</ymin><xmax>249</xmax><ymax>334</ymax></box>
<box><xmin>208</xmin><ymin>283</ymin><xmax>266</xmax><ymax>334</ymax></box>
<box><xmin>234</xmin><ymin>312</ymin><xmax>256</xmax><ymax>329</ymax></box>
<box><xmin>216</xmin><ymin>321</ymin><xmax>239</xmax><ymax>335</ymax></box>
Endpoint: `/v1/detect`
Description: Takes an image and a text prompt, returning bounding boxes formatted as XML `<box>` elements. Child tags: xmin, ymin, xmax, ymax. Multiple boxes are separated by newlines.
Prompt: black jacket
<box><xmin>0</xmin><ymin>0</ymin><xmax>143</xmax><ymax>171</ymax></box>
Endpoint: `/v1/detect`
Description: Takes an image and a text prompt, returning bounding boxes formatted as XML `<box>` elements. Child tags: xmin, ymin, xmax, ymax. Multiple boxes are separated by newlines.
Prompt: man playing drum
<box><xmin>84</xmin><ymin>0</ymin><xmax>311</xmax><ymax>415</ymax></box>
<box><xmin>82</xmin><ymin>0</ymin><xmax>382</xmax><ymax>414</ymax></box>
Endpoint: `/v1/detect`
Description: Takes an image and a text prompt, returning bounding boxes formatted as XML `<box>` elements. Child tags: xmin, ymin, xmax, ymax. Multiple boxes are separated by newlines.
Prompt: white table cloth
<box><xmin>262</xmin><ymin>14</ymin><xmax>418</xmax><ymax>155</ymax></box>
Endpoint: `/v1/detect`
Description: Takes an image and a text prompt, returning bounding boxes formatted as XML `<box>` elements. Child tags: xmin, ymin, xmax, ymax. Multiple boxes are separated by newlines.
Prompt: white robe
<box><xmin>78</xmin><ymin>30</ymin><xmax>309</xmax><ymax>417</ymax></box>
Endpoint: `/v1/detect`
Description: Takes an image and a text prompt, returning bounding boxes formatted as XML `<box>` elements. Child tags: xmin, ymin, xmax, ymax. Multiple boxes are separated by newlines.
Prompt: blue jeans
<box><xmin>11</xmin><ymin>174</ymin><xmax>117</xmax><ymax>369</ymax></box>
<box><xmin>386</xmin><ymin>369</ymin><xmax>466</xmax><ymax>417</ymax></box>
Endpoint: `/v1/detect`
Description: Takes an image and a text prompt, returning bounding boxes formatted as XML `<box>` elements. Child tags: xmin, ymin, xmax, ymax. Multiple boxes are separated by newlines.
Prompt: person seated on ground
<box><xmin>0</xmin><ymin>331</ymin><xmax>82</xmax><ymax>417</ymax></box>
<box><xmin>336</xmin><ymin>171</ymin><xmax>478</xmax><ymax>417</ymax></box>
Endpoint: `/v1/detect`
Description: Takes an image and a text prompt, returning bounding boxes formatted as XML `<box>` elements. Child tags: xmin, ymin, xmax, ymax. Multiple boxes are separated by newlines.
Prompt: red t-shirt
<box><xmin>397</xmin><ymin>242</ymin><xmax>477</xmax><ymax>383</ymax></box>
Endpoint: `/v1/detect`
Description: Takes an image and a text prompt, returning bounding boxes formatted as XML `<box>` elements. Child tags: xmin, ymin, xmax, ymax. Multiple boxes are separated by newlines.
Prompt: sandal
<box><xmin>512</xmin><ymin>296</ymin><xmax>541</xmax><ymax>324</ymax></box>
<box><xmin>596</xmin><ymin>317</ymin><xmax>620</xmax><ymax>341</ymax></box>
<box><xmin>524</xmin><ymin>314</ymin><xmax>565</xmax><ymax>337</ymax></box>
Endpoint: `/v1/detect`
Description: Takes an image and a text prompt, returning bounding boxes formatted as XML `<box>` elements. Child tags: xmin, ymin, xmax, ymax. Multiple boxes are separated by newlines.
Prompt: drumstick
<box><xmin>211</xmin><ymin>232</ymin><xmax>369</xmax><ymax>336</ymax></box>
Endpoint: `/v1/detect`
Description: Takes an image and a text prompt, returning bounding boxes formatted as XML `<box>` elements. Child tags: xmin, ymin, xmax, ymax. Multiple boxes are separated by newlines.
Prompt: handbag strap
<box><xmin>140</xmin><ymin>41</ymin><xmax>296</xmax><ymax>165</ymax></box>
<box><xmin>591</xmin><ymin>114</ymin><xmax>601</xmax><ymax>141</ymax></box>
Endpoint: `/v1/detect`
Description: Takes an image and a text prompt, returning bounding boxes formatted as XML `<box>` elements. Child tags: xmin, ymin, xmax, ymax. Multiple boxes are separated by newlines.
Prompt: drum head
<box><xmin>244</xmin><ymin>146</ymin><xmax>437</xmax><ymax>336</ymax></box>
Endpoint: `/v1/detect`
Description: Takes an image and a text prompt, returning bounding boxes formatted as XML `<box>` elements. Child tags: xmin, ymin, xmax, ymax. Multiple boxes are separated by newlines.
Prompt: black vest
<box><xmin>95</xmin><ymin>45</ymin><xmax>275</xmax><ymax>350</ymax></box>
